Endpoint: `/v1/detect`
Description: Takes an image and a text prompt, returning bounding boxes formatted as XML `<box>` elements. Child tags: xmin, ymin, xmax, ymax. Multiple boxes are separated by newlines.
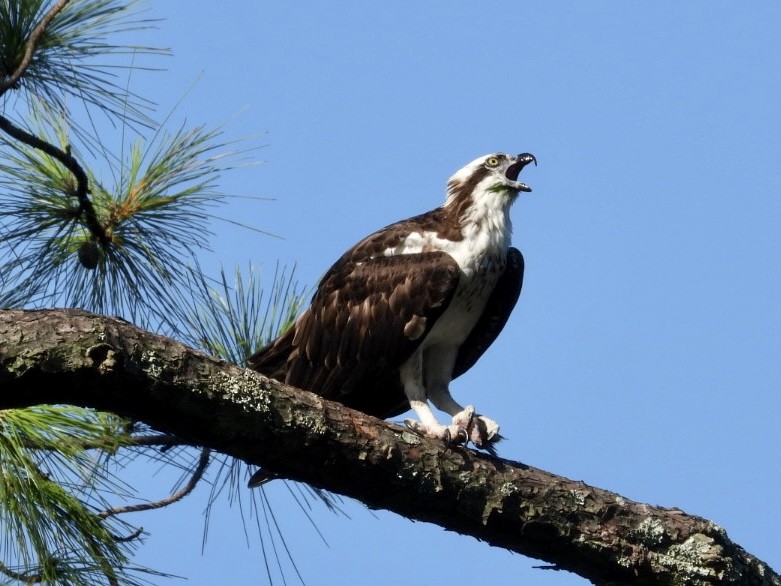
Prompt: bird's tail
<box><xmin>247</xmin><ymin>468</ymin><xmax>278</xmax><ymax>488</ymax></box>
<box><xmin>246</xmin><ymin>327</ymin><xmax>294</xmax><ymax>381</ymax></box>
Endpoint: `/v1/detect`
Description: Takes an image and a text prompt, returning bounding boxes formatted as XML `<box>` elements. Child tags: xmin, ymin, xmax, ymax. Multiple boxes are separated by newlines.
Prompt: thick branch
<box><xmin>0</xmin><ymin>308</ymin><xmax>777</xmax><ymax>586</ymax></box>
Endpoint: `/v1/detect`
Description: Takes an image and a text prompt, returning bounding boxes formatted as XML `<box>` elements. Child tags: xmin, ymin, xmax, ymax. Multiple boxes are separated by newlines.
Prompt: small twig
<box><xmin>111</xmin><ymin>526</ymin><xmax>144</xmax><ymax>543</ymax></box>
<box><xmin>98</xmin><ymin>448</ymin><xmax>211</xmax><ymax>518</ymax></box>
<box><xmin>0</xmin><ymin>0</ymin><xmax>108</xmax><ymax>245</ymax></box>
<box><xmin>0</xmin><ymin>113</ymin><xmax>107</xmax><ymax>244</ymax></box>
<box><xmin>0</xmin><ymin>0</ymin><xmax>71</xmax><ymax>96</ymax></box>
<box><xmin>0</xmin><ymin>559</ymin><xmax>40</xmax><ymax>584</ymax></box>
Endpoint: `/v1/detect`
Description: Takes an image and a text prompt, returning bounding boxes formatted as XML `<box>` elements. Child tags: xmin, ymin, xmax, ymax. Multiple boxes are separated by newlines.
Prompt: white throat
<box><xmin>384</xmin><ymin>194</ymin><xmax>512</xmax><ymax>274</ymax></box>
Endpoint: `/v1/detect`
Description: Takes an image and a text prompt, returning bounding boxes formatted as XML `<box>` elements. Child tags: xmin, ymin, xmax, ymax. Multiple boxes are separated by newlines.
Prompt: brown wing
<box><xmin>248</xmin><ymin>250</ymin><xmax>461</xmax><ymax>418</ymax></box>
<box><xmin>452</xmin><ymin>247</ymin><xmax>524</xmax><ymax>378</ymax></box>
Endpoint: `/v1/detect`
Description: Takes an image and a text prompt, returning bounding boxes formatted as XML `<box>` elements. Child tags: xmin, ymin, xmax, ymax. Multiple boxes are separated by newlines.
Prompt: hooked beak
<box><xmin>505</xmin><ymin>153</ymin><xmax>537</xmax><ymax>192</ymax></box>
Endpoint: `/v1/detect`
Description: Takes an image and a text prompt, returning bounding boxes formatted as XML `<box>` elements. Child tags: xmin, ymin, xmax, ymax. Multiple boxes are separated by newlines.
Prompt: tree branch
<box><xmin>0</xmin><ymin>0</ymin><xmax>108</xmax><ymax>247</ymax></box>
<box><xmin>98</xmin><ymin>447</ymin><xmax>211</xmax><ymax>518</ymax></box>
<box><xmin>0</xmin><ymin>308</ymin><xmax>777</xmax><ymax>585</ymax></box>
<box><xmin>0</xmin><ymin>114</ymin><xmax>107</xmax><ymax>245</ymax></box>
<box><xmin>0</xmin><ymin>0</ymin><xmax>71</xmax><ymax>96</ymax></box>
<box><xmin>0</xmin><ymin>559</ymin><xmax>39</xmax><ymax>584</ymax></box>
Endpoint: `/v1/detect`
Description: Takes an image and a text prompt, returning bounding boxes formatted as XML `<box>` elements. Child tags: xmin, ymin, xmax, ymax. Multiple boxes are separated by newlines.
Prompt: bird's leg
<box><xmin>427</xmin><ymin>383</ymin><xmax>475</xmax><ymax>436</ymax></box>
<box><xmin>405</xmin><ymin>400</ymin><xmax>470</xmax><ymax>445</ymax></box>
<box><xmin>400</xmin><ymin>353</ymin><xmax>468</xmax><ymax>444</ymax></box>
<box><xmin>428</xmin><ymin>384</ymin><xmax>500</xmax><ymax>449</ymax></box>
<box><xmin>424</xmin><ymin>349</ymin><xmax>501</xmax><ymax>449</ymax></box>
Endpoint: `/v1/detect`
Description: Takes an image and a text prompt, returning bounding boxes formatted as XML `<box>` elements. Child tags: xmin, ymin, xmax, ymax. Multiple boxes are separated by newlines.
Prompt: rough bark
<box><xmin>0</xmin><ymin>308</ymin><xmax>777</xmax><ymax>586</ymax></box>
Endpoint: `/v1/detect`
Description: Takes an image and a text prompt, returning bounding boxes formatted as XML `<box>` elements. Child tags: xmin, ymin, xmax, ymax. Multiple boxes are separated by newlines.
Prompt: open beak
<box><xmin>505</xmin><ymin>153</ymin><xmax>537</xmax><ymax>192</ymax></box>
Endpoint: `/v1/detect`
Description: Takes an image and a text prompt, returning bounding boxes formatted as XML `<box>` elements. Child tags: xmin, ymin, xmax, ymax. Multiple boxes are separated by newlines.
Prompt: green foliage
<box><xmin>183</xmin><ymin>263</ymin><xmax>309</xmax><ymax>365</ymax></box>
<box><xmin>0</xmin><ymin>407</ymin><xmax>163</xmax><ymax>585</ymax></box>
<box><xmin>0</xmin><ymin>0</ymin><xmax>164</xmax><ymax>129</ymax></box>
<box><xmin>0</xmin><ymin>102</ymin><xmax>245</xmax><ymax>331</ymax></box>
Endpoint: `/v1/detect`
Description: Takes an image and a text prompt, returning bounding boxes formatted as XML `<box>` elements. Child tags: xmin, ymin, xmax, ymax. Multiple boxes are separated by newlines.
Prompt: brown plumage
<box><xmin>250</xmin><ymin>243</ymin><xmax>476</xmax><ymax>417</ymax></box>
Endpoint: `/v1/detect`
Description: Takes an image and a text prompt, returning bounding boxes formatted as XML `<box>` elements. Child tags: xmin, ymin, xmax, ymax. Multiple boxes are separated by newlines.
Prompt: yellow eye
<box><xmin>485</xmin><ymin>156</ymin><xmax>501</xmax><ymax>168</ymax></box>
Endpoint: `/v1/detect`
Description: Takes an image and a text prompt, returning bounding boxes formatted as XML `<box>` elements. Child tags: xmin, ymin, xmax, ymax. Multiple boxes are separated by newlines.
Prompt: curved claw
<box><xmin>404</xmin><ymin>408</ymin><xmax>499</xmax><ymax>453</ymax></box>
<box><xmin>405</xmin><ymin>418</ymin><xmax>469</xmax><ymax>446</ymax></box>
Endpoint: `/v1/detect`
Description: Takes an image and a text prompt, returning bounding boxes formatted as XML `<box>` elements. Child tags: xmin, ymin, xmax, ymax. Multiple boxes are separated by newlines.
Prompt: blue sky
<box><xmin>109</xmin><ymin>2</ymin><xmax>781</xmax><ymax>584</ymax></box>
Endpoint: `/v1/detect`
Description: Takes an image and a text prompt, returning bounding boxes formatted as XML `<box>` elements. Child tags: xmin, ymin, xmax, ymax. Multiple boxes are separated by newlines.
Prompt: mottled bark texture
<box><xmin>0</xmin><ymin>308</ymin><xmax>777</xmax><ymax>585</ymax></box>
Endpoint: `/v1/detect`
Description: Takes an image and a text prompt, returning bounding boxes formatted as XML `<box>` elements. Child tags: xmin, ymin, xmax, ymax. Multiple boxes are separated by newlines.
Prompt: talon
<box><xmin>452</xmin><ymin>425</ymin><xmax>468</xmax><ymax>444</ymax></box>
<box><xmin>405</xmin><ymin>418</ymin><xmax>427</xmax><ymax>435</ymax></box>
<box><xmin>405</xmin><ymin>418</ymin><xmax>470</xmax><ymax>446</ymax></box>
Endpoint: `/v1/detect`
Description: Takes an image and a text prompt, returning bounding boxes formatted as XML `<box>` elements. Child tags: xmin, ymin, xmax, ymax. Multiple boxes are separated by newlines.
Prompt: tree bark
<box><xmin>0</xmin><ymin>308</ymin><xmax>777</xmax><ymax>586</ymax></box>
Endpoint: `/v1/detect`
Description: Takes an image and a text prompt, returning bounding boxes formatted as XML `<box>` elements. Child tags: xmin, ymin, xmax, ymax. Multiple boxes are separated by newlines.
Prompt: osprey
<box><xmin>249</xmin><ymin>152</ymin><xmax>535</xmax><ymax>450</ymax></box>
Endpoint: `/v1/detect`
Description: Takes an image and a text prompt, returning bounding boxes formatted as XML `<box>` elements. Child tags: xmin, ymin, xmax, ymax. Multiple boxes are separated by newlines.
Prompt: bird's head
<box><xmin>445</xmin><ymin>152</ymin><xmax>536</xmax><ymax>211</ymax></box>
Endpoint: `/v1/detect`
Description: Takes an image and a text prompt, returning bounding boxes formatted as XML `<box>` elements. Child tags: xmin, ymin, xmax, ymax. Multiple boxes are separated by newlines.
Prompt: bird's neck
<box><xmin>445</xmin><ymin>189</ymin><xmax>513</xmax><ymax>249</ymax></box>
<box><xmin>435</xmin><ymin>195</ymin><xmax>512</xmax><ymax>273</ymax></box>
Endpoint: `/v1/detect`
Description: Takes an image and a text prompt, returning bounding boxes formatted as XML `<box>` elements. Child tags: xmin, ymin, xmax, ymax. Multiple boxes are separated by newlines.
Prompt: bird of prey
<box><xmin>249</xmin><ymin>151</ymin><xmax>535</xmax><ymax>450</ymax></box>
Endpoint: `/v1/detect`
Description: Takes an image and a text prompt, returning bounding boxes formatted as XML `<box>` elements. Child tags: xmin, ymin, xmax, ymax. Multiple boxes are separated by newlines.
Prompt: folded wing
<box><xmin>453</xmin><ymin>247</ymin><xmax>524</xmax><ymax>378</ymax></box>
<box><xmin>248</xmin><ymin>251</ymin><xmax>461</xmax><ymax>418</ymax></box>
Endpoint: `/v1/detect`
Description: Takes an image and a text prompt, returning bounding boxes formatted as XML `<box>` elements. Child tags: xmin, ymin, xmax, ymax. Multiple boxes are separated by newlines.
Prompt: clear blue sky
<box><xmin>114</xmin><ymin>2</ymin><xmax>781</xmax><ymax>584</ymax></box>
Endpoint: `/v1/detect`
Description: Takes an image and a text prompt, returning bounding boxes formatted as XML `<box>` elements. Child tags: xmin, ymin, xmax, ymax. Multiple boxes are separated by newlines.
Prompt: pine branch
<box><xmin>0</xmin><ymin>559</ymin><xmax>42</xmax><ymax>584</ymax></box>
<box><xmin>0</xmin><ymin>307</ymin><xmax>777</xmax><ymax>585</ymax></box>
<box><xmin>0</xmin><ymin>113</ymin><xmax>106</xmax><ymax>243</ymax></box>
<box><xmin>0</xmin><ymin>0</ymin><xmax>71</xmax><ymax>96</ymax></box>
<box><xmin>0</xmin><ymin>0</ymin><xmax>166</xmax><ymax>133</ymax></box>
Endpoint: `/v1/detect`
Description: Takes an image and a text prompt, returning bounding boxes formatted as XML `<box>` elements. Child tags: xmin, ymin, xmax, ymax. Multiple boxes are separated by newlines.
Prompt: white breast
<box><xmin>385</xmin><ymin>223</ymin><xmax>510</xmax><ymax>346</ymax></box>
<box><xmin>424</xmin><ymin>252</ymin><xmax>505</xmax><ymax>346</ymax></box>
